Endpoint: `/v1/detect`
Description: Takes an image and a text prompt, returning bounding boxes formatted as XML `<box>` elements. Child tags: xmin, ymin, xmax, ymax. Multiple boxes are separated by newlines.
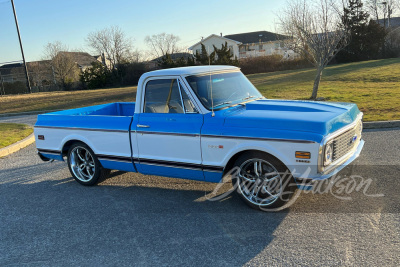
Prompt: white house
<box><xmin>189</xmin><ymin>31</ymin><xmax>296</xmax><ymax>60</ymax></box>
<box><xmin>189</xmin><ymin>34</ymin><xmax>242</xmax><ymax>59</ymax></box>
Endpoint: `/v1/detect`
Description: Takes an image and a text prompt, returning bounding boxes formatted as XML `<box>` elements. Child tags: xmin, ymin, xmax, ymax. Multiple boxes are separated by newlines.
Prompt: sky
<box><xmin>0</xmin><ymin>0</ymin><xmax>286</xmax><ymax>64</ymax></box>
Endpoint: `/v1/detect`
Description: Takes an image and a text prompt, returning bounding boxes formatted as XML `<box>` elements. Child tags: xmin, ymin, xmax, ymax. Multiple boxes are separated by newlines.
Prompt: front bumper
<box><xmin>306</xmin><ymin>139</ymin><xmax>365</xmax><ymax>181</ymax></box>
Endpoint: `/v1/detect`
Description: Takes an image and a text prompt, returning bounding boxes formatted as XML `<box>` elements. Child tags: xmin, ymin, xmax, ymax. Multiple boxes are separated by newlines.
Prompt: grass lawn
<box><xmin>0</xmin><ymin>123</ymin><xmax>33</xmax><ymax>149</ymax></box>
<box><xmin>247</xmin><ymin>58</ymin><xmax>400</xmax><ymax>121</ymax></box>
<box><xmin>0</xmin><ymin>86</ymin><xmax>137</xmax><ymax>115</ymax></box>
<box><xmin>0</xmin><ymin>58</ymin><xmax>399</xmax><ymax>121</ymax></box>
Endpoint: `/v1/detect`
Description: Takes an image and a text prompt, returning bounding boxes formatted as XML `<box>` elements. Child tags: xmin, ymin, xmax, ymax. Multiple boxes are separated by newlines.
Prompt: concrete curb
<box><xmin>363</xmin><ymin>120</ymin><xmax>400</xmax><ymax>129</ymax></box>
<box><xmin>0</xmin><ymin>133</ymin><xmax>35</xmax><ymax>158</ymax></box>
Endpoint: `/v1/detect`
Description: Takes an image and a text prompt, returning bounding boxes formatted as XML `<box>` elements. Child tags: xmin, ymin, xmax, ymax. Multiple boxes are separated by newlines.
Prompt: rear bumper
<box><xmin>37</xmin><ymin>149</ymin><xmax>64</xmax><ymax>161</ymax></box>
<box><xmin>37</xmin><ymin>151</ymin><xmax>51</xmax><ymax>161</ymax></box>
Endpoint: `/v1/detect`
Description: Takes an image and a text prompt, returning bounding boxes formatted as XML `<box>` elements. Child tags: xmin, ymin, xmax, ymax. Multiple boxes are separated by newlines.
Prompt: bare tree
<box><xmin>86</xmin><ymin>26</ymin><xmax>133</xmax><ymax>70</ymax></box>
<box><xmin>28</xmin><ymin>61</ymin><xmax>54</xmax><ymax>92</ymax></box>
<box><xmin>279</xmin><ymin>0</ymin><xmax>350</xmax><ymax>99</ymax></box>
<box><xmin>126</xmin><ymin>48</ymin><xmax>144</xmax><ymax>63</ymax></box>
<box><xmin>144</xmin><ymin>33</ymin><xmax>181</xmax><ymax>59</ymax></box>
<box><xmin>367</xmin><ymin>0</ymin><xmax>399</xmax><ymax>26</ymax></box>
<box><xmin>43</xmin><ymin>41</ymin><xmax>80</xmax><ymax>90</ymax></box>
<box><xmin>366</xmin><ymin>0</ymin><xmax>381</xmax><ymax>21</ymax></box>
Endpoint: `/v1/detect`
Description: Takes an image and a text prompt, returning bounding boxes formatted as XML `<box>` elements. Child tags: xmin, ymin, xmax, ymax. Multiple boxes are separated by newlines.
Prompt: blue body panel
<box><xmin>204</xmin><ymin>171</ymin><xmax>224</xmax><ymax>183</ymax></box>
<box><xmin>201</xmin><ymin>99</ymin><xmax>360</xmax><ymax>143</ymax></box>
<box><xmin>35</xmin><ymin>103</ymin><xmax>135</xmax><ymax>132</ymax></box>
<box><xmin>227</xmin><ymin>100</ymin><xmax>360</xmax><ymax>136</ymax></box>
<box><xmin>139</xmin><ymin>164</ymin><xmax>205</xmax><ymax>181</ymax></box>
<box><xmin>40</xmin><ymin>152</ymin><xmax>63</xmax><ymax>161</ymax></box>
<box><xmin>99</xmin><ymin>160</ymin><xmax>136</xmax><ymax>172</ymax></box>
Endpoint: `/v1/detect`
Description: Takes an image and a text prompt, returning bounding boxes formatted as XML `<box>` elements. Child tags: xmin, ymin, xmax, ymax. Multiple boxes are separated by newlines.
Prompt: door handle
<box><xmin>137</xmin><ymin>124</ymin><xmax>150</xmax><ymax>128</ymax></box>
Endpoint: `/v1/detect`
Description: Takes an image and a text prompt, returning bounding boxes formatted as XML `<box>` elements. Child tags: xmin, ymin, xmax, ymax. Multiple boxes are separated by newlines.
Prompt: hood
<box><xmin>223</xmin><ymin>99</ymin><xmax>361</xmax><ymax>135</ymax></box>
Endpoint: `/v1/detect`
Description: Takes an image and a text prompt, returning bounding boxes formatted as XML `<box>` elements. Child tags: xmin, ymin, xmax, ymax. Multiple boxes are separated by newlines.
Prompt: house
<box><xmin>0</xmin><ymin>52</ymin><xmax>106</xmax><ymax>92</ymax></box>
<box><xmin>0</xmin><ymin>63</ymin><xmax>26</xmax><ymax>83</ymax></box>
<box><xmin>93</xmin><ymin>53</ymin><xmax>112</xmax><ymax>70</ymax></box>
<box><xmin>378</xmin><ymin>16</ymin><xmax>400</xmax><ymax>28</ymax></box>
<box><xmin>61</xmin><ymin>52</ymin><xmax>99</xmax><ymax>71</ymax></box>
<box><xmin>188</xmin><ymin>31</ymin><xmax>296</xmax><ymax>60</ymax></box>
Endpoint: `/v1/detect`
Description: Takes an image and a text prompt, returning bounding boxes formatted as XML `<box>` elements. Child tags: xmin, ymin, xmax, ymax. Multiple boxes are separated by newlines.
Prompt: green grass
<box><xmin>0</xmin><ymin>86</ymin><xmax>137</xmax><ymax>115</ymax></box>
<box><xmin>247</xmin><ymin>58</ymin><xmax>400</xmax><ymax>121</ymax></box>
<box><xmin>0</xmin><ymin>58</ymin><xmax>399</xmax><ymax>121</ymax></box>
<box><xmin>0</xmin><ymin>123</ymin><xmax>33</xmax><ymax>149</ymax></box>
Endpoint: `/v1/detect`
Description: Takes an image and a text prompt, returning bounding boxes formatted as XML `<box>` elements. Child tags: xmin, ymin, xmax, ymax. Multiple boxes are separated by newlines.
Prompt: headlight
<box><xmin>324</xmin><ymin>142</ymin><xmax>333</xmax><ymax>166</ymax></box>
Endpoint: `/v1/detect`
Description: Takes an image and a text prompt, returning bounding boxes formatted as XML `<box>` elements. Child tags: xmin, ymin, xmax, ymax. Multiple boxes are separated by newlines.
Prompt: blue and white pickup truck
<box><xmin>35</xmin><ymin>66</ymin><xmax>364</xmax><ymax>210</ymax></box>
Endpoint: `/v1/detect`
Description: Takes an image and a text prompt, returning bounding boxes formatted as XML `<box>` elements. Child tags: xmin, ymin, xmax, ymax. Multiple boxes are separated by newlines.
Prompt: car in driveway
<box><xmin>34</xmin><ymin>66</ymin><xmax>364</xmax><ymax>211</ymax></box>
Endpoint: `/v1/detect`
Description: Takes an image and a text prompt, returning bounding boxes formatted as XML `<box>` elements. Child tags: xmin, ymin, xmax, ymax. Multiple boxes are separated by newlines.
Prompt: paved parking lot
<box><xmin>0</xmin><ymin>115</ymin><xmax>399</xmax><ymax>266</ymax></box>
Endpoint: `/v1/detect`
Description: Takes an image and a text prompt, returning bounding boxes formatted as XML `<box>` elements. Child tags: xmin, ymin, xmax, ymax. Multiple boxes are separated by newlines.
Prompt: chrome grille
<box><xmin>332</xmin><ymin>120</ymin><xmax>362</xmax><ymax>162</ymax></box>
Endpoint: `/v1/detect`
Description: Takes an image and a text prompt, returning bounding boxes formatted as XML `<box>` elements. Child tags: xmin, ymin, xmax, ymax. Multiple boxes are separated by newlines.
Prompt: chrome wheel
<box><xmin>70</xmin><ymin>146</ymin><xmax>96</xmax><ymax>182</ymax></box>
<box><xmin>237</xmin><ymin>158</ymin><xmax>283</xmax><ymax>207</ymax></box>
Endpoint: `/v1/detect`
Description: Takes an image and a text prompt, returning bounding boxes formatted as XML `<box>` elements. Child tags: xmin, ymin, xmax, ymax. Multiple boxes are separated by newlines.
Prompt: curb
<box><xmin>363</xmin><ymin>120</ymin><xmax>400</xmax><ymax>129</ymax></box>
<box><xmin>0</xmin><ymin>133</ymin><xmax>35</xmax><ymax>158</ymax></box>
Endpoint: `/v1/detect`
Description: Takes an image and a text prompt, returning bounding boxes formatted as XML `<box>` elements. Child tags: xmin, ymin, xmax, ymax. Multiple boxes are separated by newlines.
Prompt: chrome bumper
<box><xmin>307</xmin><ymin>139</ymin><xmax>364</xmax><ymax>181</ymax></box>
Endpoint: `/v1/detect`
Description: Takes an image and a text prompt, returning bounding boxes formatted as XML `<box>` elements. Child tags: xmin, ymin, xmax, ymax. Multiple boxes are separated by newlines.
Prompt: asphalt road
<box><xmin>0</xmin><ymin>115</ymin><xmax>399</xmax><ymax>266</ymax></box>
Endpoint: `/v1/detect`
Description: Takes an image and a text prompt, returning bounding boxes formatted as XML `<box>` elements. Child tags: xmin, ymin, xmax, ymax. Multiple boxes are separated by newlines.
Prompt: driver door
<box><xmin>135</xmin><ymin>77</ymin><xmax>204</xmax><ymax>180</ymax></box>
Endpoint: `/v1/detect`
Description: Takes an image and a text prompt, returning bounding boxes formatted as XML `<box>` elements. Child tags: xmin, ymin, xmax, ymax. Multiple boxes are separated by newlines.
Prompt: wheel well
<box><xmin>62</xmin><ymin>140</ymin><xmax>85</xmax><ymax>156</ymax></box>
<box><xmin>223</xmin><ymin>149</ymin><xmax>285</xmax><ymax>175</ymax></box>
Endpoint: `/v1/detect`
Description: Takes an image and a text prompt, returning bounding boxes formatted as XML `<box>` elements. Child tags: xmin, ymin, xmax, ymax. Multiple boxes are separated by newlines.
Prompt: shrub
<box><xmin>2</xmin><ymin>81</ymin><xmax>28</xmax><ymax>95</ymax></box>
<box><xmin>239</xmin><ymin>55</ymin><xmax>312</xmax><ymax>75</ymax></box>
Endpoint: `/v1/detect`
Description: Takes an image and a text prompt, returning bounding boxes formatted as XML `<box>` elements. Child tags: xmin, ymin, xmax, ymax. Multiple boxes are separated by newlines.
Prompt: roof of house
<box><xmin>224</xmin><ymin>31</ymin><xmax>287</xmax><ymax>44</ymax></box>
<box><xmin>188</xmin><ymin>34</ymin><xmax>242</xmax><ymax>50</ymax></box>
<box><xmin>0</xmin><ymin>63</ymin><xmax>23</xmax><ymax>69</ymax></box>
<box><xmin>378</xmin><ymin>17</ymin><xmax>400</xmax><ymax>28</ymax></box>
<box><xmin>58</xmin><ymin>52</ymin><xmax>97</xmax><ymax>67</ymax></box>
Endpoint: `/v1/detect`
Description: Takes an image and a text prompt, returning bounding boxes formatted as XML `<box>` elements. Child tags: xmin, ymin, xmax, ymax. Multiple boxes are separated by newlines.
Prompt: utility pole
<box><xmin>0</xmin><ymin>71</ymin><xmax>5</xmax><ymax>96</ymax></box>
<box><xmin>11</xmin><ymin>0</ymin><xmax>32</xmax><ymax>93</ymax></box>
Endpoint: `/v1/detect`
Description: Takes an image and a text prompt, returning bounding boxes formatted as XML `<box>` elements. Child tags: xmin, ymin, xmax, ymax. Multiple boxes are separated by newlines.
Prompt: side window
<box><xmin>179</xmin><ymin>83</ymin><xmax>199</xmax><ymax>113</ymax></box>
<box><xmin>144</xmin><ymin>79</ymin><xmax>184</xmax><ymax>114</ymax></box>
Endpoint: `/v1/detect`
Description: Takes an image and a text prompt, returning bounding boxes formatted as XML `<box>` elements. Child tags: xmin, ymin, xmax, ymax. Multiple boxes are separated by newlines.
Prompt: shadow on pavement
<box><xmin>0</xmin><ymin>163</ymin><xmax>288</xmax><ymax>266</ymax></box>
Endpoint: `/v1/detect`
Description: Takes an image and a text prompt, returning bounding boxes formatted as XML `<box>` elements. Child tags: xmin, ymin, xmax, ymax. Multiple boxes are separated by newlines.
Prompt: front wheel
<box><xmin>232</xmin><ymin>152</ymin><xmax>298</xmax><ymax>211</ymax></box>
<box><xmin>67</xmin><ymin>142</ymin><xmax>110</xmax><ymax>186</ymax></box>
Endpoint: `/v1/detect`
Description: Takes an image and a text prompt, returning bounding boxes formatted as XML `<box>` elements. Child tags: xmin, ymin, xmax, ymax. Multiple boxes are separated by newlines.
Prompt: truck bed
<box><xmin>49</xmin><ymin>102</ymin><xmax>135</xmax><ymax>117</ymax></box>
<box><xmin>34</xmin><ymin>102</ymin><xmax>136</xmax><ymax>172</ymax></box>
<box><xmin>35</xmin><ymin>102</ymin><xmax>135</xmax><ymax>132</ymax></box>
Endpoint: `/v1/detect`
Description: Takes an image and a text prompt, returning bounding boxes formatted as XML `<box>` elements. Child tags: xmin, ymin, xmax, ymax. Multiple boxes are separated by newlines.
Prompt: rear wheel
<box><xmin>232</xmin><ymin>152</ymin><xmax>298</xmax><ymax>211</ymax></box>
<box><xmin>67</xmin><ymin>142</ymin><xmax>110</xmax><ymax>186</ymax></box>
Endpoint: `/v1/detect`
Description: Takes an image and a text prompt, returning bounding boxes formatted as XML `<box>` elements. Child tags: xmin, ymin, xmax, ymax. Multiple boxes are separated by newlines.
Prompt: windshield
<box><xmin>185</xmin><ymin>71</ymin><xmax>263</xmax><ymax>110</ymax></box>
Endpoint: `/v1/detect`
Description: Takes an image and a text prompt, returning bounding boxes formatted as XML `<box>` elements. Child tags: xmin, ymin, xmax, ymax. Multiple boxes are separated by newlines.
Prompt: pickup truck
<box><xmin>34</xmin><ymin>65</ymin><xmax>364</xmax><ymax>211</ymax></box>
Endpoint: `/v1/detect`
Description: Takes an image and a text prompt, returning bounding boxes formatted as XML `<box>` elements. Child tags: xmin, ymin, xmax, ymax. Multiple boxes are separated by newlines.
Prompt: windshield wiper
<box><xmin>213</xmin><ymin>101</ymin><xmax>232</xmax><ymax>108</ymax></box>
<box><xmin>242</xmin><ymin>95</ymin><xmax>256</xmax><ymax>101</ymax></box>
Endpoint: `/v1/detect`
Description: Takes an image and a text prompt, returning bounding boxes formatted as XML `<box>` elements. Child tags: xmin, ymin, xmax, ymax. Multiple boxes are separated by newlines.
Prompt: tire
<box><xmin>67</xmin><ymin>142</ymin><xmax>110</xmax><ymax>186</ymax></box>
<box><xmin>231</xmin><ymin>151</ymin><xmax>298</xmax><ymax>211</ymax></box>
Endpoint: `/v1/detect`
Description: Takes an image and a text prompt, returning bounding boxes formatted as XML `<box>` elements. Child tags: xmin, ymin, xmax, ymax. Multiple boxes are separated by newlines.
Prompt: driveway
<box><xmin>0</xmin><ymin>115</ymin><xmax>399</xmax><ymax>266</ymax></box>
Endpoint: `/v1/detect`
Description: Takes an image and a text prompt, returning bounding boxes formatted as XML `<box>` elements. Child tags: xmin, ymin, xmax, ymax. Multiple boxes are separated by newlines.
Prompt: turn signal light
<box><xmin>295</xmin><ymin>151</ymin><xmax>311</xmax><ymax>159</ymax></box>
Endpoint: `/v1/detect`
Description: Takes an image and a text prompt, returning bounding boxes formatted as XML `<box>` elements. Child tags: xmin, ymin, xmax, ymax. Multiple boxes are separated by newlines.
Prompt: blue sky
<box><xmin>0</xmin><ymin>0</ymin><xmax>286</xmax><ymax>63</ymax></box>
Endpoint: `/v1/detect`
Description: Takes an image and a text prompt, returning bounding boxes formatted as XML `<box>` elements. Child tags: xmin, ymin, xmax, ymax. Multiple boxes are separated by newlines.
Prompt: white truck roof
<box><xmin>141</xmin><ymin>65</ymin><xmax>239</xmax><ymax>78</ymax></box>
